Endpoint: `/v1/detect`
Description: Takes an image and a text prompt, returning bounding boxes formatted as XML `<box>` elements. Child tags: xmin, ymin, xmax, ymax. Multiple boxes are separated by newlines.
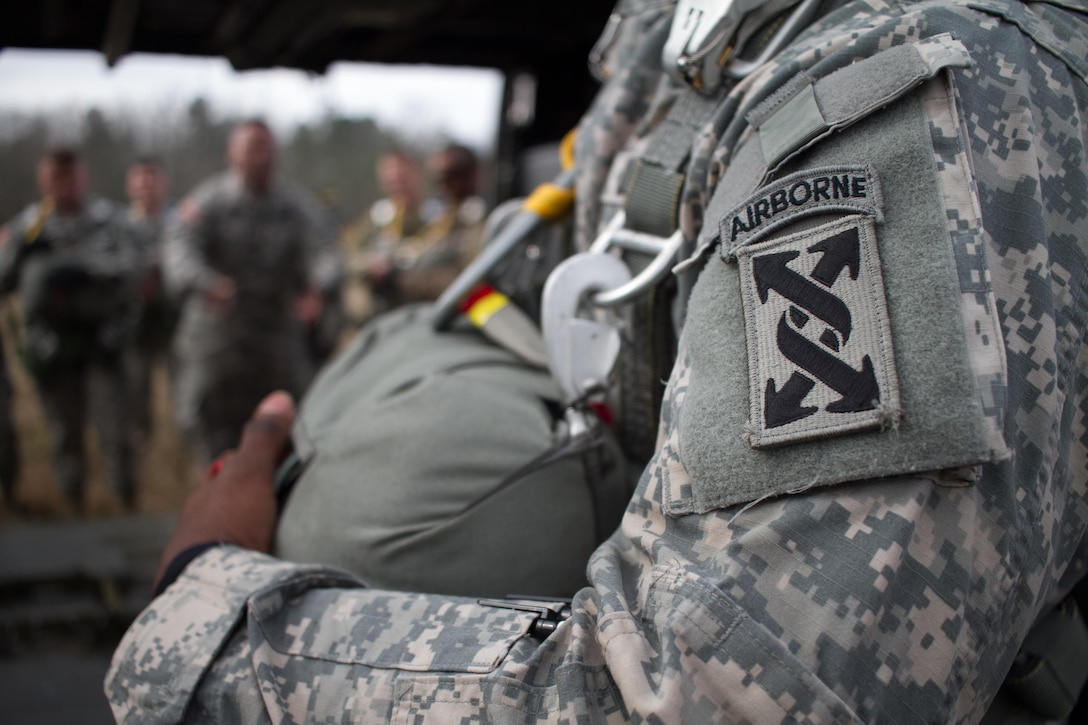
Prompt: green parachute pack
<box><xmin>274</xmin><ymin>303</ymin><xmax>632</xmax><ymax>598</ymax></box>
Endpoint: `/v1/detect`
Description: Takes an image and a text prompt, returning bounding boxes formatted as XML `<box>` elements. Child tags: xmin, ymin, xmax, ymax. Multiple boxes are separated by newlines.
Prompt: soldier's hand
<box><xmin>365</xmin><ymin>252</ymin><xmax>395</xmax><ymax>282</ymax></box>
<box><xmin>153</xmin><ymin>391</ymin><xmax>294</xmax><ymax>591</ymax></box>
<box><xmin>205</xmin><ymin>274</ymin><xmax>236</xmax><ymax>312</ymax></box>
<box><xmin>139</xmin><ymin>268</ymin><xmax>161</xmax><ymax>303</ymax></box>
<box><xmin>296</xmin><ymin>287</ymin><xmax>323</xmax><ymax>324</ymax></box>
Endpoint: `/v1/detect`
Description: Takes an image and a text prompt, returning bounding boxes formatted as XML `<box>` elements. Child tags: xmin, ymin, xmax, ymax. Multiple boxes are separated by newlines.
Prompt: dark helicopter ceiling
<box><xmin>4</xmin><ymin>0</ymin><xmax>616</xmax><ymax>140</ymax></box>
<box><xmin>1</xmin><ymin>0</ymin><xmax>614</xmax><ymax>74</ymax></box>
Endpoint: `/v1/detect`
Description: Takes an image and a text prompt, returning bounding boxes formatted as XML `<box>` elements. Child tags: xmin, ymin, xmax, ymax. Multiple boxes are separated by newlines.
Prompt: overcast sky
<box><xmin>0</xmin><ymin>48</ymin><xmax>504</xmax><ymax>149</ymax></box>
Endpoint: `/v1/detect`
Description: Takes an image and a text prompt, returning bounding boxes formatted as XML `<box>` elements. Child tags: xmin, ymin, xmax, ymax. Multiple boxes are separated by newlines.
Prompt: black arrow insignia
<box><xmin>753</xmin><ymin>250</ymin><xmax>853</xmax><ymax>343</ymax></box>
<box><xmin>808</xmin><ymin>227</ymin><xmax>861</xmax><ymax>288</ymax></box>
<box><xmin>765</xmin><ymin>372</ymin><xmax>818</xmax><ymax>428</ymax></box>
<box><xmin>776</xmin><ymin>313</ymin><xmax>880</xmax><ymax>413</ymax></box>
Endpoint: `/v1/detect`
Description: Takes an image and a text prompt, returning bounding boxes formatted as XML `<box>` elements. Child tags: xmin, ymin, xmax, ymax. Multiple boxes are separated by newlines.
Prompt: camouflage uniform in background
<box><xmin>164</xmin><ymin>173</ymin><xmax>334</xmax><ymax>464</ymax></box>
<box><xmin>0</xmin><ymin>198</ymin><xmax>138</xmax><ymax>508</ymax></box>
<box><xmin>126</xmin><ymin>204</ymin><xmax>177</xmax><ymax>448</ymax></box>
<box><xmin>340</xmin><ymin>197</ymin><xmax>429</xmax><ymax>323</ymax></box>
<box><xmin>107</xmin><ymin>0</ymin><xmax>1088</xmax><ymax>722</ymax></box>
<box><xmin>305</xmin><ymin>199</ymin><xmax>347</xmax><ymax>368</ymax></box>
<box><xmin>346</xmin><ymin>196</ymin><xmax>487</xmax><ymax>320</ymax></box>
<box><xmin>387</xmin><ymin>195</ymin><xmax>486</xmax><ymax>303</ymax></box>
<box><xmin>129</xmin><ymin>204</ymin><xmax>177</xmax><ymax>353</ymax></box>
<box><xmin>0</xmin><ymin>328</ymin><xmax>18</xmax><ymax>505</ymax></box>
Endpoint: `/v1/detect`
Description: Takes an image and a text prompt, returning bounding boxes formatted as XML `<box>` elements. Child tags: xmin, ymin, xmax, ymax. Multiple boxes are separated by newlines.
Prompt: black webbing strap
<box><xmin>610</xmin><ymin>73</ymin><xmax>723</xmax><ymax>465</ymax></box>
<box><xmin>624</xmin><ymin>90</ymin><xmax>722</xmax><ymax>236</ymax></box>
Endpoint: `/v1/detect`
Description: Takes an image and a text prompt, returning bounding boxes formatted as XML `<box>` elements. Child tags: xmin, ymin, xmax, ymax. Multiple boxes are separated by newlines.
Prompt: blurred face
<box><xmin>428</xmin><ymin>150</ymin><xmax>476</xmax><ymax>203</ymax></box>
<box><xmin>126</xmin><ymin>163</ymin><xmax>168</xmax><ymax>216</ymax></box>
<box><xmin>37</xmin><ymin>159</ymin><xmax>88</xmax><ymax>213</ymax></box>
<box><xmin>377</xmin><ymin>154</ymin><xmax>423</xmax><ymax>207</ymax></box>
<box><xmin>228</xmin><ymin>123</ymin><xmax>277</xmax><ymax>192</ymax></box>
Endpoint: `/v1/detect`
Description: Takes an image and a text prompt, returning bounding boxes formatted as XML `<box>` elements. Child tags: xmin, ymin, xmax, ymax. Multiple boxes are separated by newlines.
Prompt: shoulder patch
<box><xmin>737</xmin><ymin>215</ymin><xmax>900</xmax><ymax>447</ymax></box>
<box><xmin>721</xmin><ymin>165</ymin><xmax>883</xmax><ymax>256</ymax></box>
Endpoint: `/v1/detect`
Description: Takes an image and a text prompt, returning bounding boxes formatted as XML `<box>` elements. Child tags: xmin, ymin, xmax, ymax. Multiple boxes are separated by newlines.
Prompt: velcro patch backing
<box><xmin>674</xmin><ymin>84</ymin><xmax>1009</xmax><ymax>514</ymax></box>
<box><xmin>737</xmin><ymin>216</ymin><xmax>900</xmax><ymax>447</ymax></box>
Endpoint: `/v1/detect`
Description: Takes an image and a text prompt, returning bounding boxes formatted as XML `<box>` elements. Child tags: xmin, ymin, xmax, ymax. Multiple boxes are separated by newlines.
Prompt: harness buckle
<box><xmin>588</xmin><ymin>211</ymin><xmax>685</xmax><ymax>308</ymax></box>
<box><xmin>541</xmin><ymin>252</ymin><xmax>630</xmax><ymax>436</ymax></box>
<box><xmin>663</xmin><ymin>0</ymin><xmax>763</xmax><ymax>92</ymax></box>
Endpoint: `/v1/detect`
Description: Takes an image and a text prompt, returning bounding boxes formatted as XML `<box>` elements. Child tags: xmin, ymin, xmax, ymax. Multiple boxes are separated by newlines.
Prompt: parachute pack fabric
<box><xmin>274</xmin><ymin>304</ymin><xmax>630</xmax><ymax>598</ymax></box>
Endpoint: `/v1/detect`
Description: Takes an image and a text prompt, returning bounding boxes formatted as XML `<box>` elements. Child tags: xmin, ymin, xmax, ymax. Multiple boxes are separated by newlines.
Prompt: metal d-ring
<box><xmin>587</xmin><ymin>211</ymin><xmax>685</xmax><ymax>308</ymax></box>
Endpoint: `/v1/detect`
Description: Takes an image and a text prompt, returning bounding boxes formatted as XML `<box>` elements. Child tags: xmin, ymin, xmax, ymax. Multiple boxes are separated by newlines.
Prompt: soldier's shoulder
<box><xmin>420</xmin><ymin>198</ymin><xmax>445</xmax><ymax>225</ymax></box>
<box><xmin>276</xmin><ymin>180</ymin><xmax>324</xmax><ymax>213</ymax></box>
<box><xmin>368</xmin><ymin>199</ymin><xmax>396</xmax><ymax>228</ymax></box>
<box><xmin>341</xmin><ymin>212</ymin><xmax>376</xmax><ymax>246</ymax></box>
<box><xmin>86</xmin><ymin>197</ymin><xmax>124</xmax><ymax>224</ymax></box>
<box><xmin>6</xmin><ymin>202</ymin><xmax>43</xmax><ymax>232</ymax></box>
<box><xmin>189</xmin><ymin>173</ymin><xmax>237</xmax><ymax>204</ymax></box>
<box><xmin>175</xmin><ymin>173</ymin><xmax>234</xmax><ymax>224</ymax></box>
<box><xmin>159</xmin><ymin>204</ymin><xmax>180</xmax><ymax>228</ymax></box>
<box><xmin>0</xmin><ymin>203</ymin><xmax>46</xmax><ymax>250</ymax></box>
<box><xmin>457</xmin><ymin>196</ymin><xmax>487</xmax><ymax>227</ymax></box>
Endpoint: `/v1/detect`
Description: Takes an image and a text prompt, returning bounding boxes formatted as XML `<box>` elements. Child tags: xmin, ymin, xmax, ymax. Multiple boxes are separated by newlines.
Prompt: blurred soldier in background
<box><xmin>126</xmin><ymin>157</ymin><xmax>171</xmax><ymax>245</ymax></box>
<box><xmin>0</xmin><ymin>327</ymin><xmax>19</xmax><ymax>512</ymax></box>
<box><xmin>124</xmin><ymin>157</ymin><xmax>175</xmax><ymax>455</ymax></box>
<box><xmin>163</xmin><ymin>120</ymin><xmax>337</xmax><ymax>466</ymax></box>
<box><xmin>341</xmin><ymin>150</ymin><xmax>428</xmax><ymax>323</ymax></box>
<box><xmin>345</xmin><ymin>144</ymin><xmax>486</xmax><ymax>321</ymax></box>
<box><xmin>303</xmin><ymin>188</ymin><xmax>347</xmax><ymax>368</ymax></box>
<box><xmin>0</xmin><ymin>148</ymin><xmax>138</xmax><ymax>512</ymax></box>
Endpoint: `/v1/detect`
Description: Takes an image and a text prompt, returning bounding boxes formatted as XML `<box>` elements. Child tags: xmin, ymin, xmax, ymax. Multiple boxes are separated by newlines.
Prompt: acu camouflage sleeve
<box><xmin>0</xmin><ymin>212</ymin><xmax>30</xmax><ymax>295</ymax></box>
<box><xmin>161</xmin><ymin>181</ymin><xmax>224</xmax><ymax>299</ymax></box>
<box><xmin>106</xmin><ymin>1</ymin><xmax>1088</xmax><ymax>723</ymax></box>
<box><xmin>293</xmin><ymin>185</ymin><xmax>342</xmax><ymax>294</ymax></box>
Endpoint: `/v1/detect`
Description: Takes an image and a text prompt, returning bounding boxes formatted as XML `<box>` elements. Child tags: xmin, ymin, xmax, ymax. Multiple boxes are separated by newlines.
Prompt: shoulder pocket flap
<box><xmin>751</xmin><ymin>34</ymin><xmax>973</xmax><ymax>172</ymax></box>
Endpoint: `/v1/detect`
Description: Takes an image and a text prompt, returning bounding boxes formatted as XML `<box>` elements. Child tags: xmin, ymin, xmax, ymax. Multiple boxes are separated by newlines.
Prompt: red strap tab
<box><xmin>459</xmin><ymin>283</ymin><xmax>497</xmax><ymax>313</ymax></box>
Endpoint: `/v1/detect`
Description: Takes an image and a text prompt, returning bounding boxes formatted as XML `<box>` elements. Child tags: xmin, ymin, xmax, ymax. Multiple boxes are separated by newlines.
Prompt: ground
<box><xmin>0</xmin><ymin>301</ymin><xmax>195</xmax><ymax>723</ymax></box>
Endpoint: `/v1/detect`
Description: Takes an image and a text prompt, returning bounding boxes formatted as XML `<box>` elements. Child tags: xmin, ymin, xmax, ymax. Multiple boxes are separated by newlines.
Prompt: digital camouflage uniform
<box><xmin>129</xmin><ymin>205</ymin><xmax>177</xmax><ymax>353</ymax></box>
<box><xmin>0</xmin><ymin>197</ymin><xmax>138</xmax><ymax>507</ymax></box>
<box><xmin>107</xmin><ymin>0</ymin><xmax>1088</xmax><ymax>722</ymax></box>
<box><xmin>0</xmin><ymin>325</ymin><xmax>18</xmax><ymax>503</ymax></box>
<box><xmin>164</xmin><ymin>173</ymin><xmax>334</xmax><ymax>463</ymax></box>
<box><xmin>126</xmin><ymin>205</ymin><xmax>177</xmax><ymax>449</ymax></box>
